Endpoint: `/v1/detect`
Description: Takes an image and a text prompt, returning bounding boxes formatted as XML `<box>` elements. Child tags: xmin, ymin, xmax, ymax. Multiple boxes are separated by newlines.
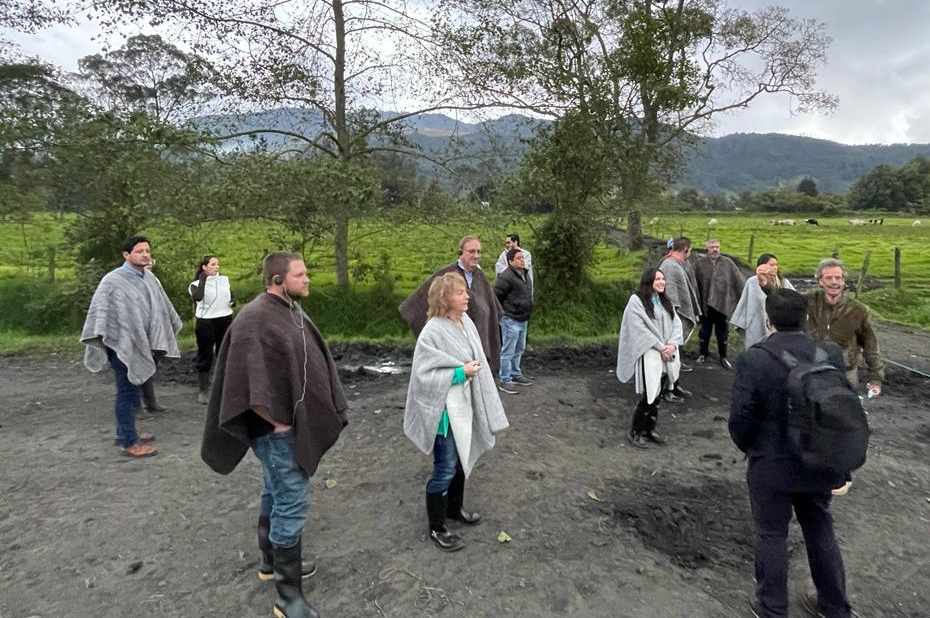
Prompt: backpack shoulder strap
<box><xmin>756</xmin><ymin>340</ymin><xmax>799</xmax><ymax>370</ymax></box>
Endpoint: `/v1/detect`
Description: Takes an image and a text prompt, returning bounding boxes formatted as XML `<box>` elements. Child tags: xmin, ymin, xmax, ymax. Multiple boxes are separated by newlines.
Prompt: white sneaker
<box><xmin>831</xmin><ymin>481</ymin><xmax>852</xmax><ymax>496</ymax></box>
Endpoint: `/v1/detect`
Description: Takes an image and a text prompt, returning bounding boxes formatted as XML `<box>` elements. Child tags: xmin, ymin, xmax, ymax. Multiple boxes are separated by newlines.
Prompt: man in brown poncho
<box><xmin>399</xmin><ymin>235</ymin><xmax>503</xmax><ymax>373</ymax></box>
<box><xmin>201</xmin><ymin>252</ymin><xmax>348</xmax><ymax>618</ymax></box>
<box><xmin>693</xmin><ymin>239</ymin><xmax>745</xmax><ymax>369</ymax></box>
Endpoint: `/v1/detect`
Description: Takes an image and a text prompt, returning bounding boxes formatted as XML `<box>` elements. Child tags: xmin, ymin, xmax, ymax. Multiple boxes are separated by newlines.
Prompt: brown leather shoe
<box><xmin>113</xmin><ymin>431</ymin><xmax>154</xmax><ymax>446</ymax></box>
<box><xmin>120</xmin><ymin>443</ymin><xmax>158</xmax><ymax>458</ymax></box>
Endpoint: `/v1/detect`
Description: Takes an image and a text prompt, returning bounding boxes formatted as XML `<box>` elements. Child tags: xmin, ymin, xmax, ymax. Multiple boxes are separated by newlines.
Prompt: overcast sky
<box><xmin>5</xmin><ymin>1</ymin><xmax>930</xmax><ymax>145</ymax></box>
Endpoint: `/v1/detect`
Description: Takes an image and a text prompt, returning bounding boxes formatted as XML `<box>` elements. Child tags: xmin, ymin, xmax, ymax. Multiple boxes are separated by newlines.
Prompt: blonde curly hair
<box><xmin>427</xmin><ymin>272</ymin><xmax>467</xmax><ymax>318</ymax></box>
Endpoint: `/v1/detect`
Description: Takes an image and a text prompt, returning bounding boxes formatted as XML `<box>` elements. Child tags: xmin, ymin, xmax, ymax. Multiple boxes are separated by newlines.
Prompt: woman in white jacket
<box><xmin>616</xmin><ymin>268</ymin><xmax>683</xmax><ymax>449</ymax></box>
<box><xmin>189</xmin><ymin>255</ymin><xmax>234</xmax><ymax>403</ymax></box>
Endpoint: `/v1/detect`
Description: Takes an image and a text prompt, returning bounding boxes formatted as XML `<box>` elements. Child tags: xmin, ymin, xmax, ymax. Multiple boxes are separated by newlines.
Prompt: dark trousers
<box><xmin>748</xmin><ymin>463</ymin><xmax>851</xmax><ymax>618</ymax></box>
<box><xmin>699</xmin><ymin>307</ymin><xmax>729</xmax><ymax>358</ymax></box>
<box><xmin>194</xmin><ymin>315</ymin><xmax>232</xmax><ymax>374</ymax></box>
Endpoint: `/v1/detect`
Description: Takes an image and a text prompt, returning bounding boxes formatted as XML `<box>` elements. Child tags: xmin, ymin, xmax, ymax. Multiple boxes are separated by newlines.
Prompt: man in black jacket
<box><xmin>729</xmin><ymin>289</ymin><xmax>853</xmax><ymax>618</ymax></box>
<box><xmin>494</xmin><ymin>248</ymin><xmax>534</xmax><ymax>394</ymax></box>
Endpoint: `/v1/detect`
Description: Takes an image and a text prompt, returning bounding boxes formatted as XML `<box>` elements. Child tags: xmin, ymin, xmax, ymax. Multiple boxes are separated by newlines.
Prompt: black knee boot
<box><xmin>272</xmin><ymin>539</ymin><xmax>320</xmax><ymax>618</ymax></box>
<box><xmin>258</xmin><ymin>515</ymin><xmax>317</xmax><ymax>581</ymax></box>
<box><xmin>446</xmin><ymin>468</ymin><xmax>481</xmax><ymax>524</ymax></box>
<box><xmin>197</xmin><ymin>371</ymin><xmax>211</xmax><ymax>405</ymax></box>
<box><xmin>426</xmin><ymin>492</ymin><xmax>464</xmax><ymax>551</ymax></box>
<box><xmin>628</xmin><ymin>398</ymin><xmax>649</xmax><ymax>449</ymax></box>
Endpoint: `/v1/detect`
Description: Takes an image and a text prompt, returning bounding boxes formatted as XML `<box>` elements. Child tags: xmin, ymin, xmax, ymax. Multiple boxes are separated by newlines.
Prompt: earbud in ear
<box><xmin>273</xmin><ymin>274</ymin><xmax>284</xmax><ymax>285</ymax></box>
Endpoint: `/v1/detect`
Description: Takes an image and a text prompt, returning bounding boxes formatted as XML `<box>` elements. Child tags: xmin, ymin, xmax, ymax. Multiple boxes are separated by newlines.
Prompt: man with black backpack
<box><xmin>730</xmin><ymin>289</ymin><xmax>860</xmax><ymax>618</ymax></box>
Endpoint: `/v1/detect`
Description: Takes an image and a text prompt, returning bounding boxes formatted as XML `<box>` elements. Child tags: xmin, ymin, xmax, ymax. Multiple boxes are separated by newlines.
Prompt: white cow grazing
<box><xmin>849</xmin><ymin>218</ymin><xmax>866</xmax><ymax>226</ymax></box>
<box><xmin>914</xmin><ymin>220</ymin><xmax>922</xmax><ymax>227</ymax></box>
<box><xmin>649</xmin><ymin>216</ymin><xmax>660</xmax><ymax>225</ymax></box>
<box><xmin>708</xmin><ymin>218</ymin><xmax>718</xmax><ymax>227</ymax></box>
<box><xmin>770</xmin><ymin>219</ymin><xmax>796</xmax><ymax>226</ymax></box>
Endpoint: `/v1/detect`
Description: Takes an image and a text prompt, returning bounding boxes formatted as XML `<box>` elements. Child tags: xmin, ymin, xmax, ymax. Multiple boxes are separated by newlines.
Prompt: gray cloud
<box><xmin>4</xmin><ymin>1</ymin><xmax>929</xmax><ymax>145</ymax></box>
<box><xmin>713</xmin><ymin>1</ymin><xmax>930</xmax><ymax>144</ymax></box>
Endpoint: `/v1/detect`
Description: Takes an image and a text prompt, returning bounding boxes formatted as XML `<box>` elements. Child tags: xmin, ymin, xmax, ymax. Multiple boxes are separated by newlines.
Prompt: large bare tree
<box><xmin>87</xmin><ymin>0</ymin><xmax>492</xmax><ymax>284</ymax></box>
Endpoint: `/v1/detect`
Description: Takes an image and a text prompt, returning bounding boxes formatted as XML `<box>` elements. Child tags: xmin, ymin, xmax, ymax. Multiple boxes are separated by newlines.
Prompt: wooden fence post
<box><xmin>894</xmin><ymin>247</ymin><xmax>901</xmax><ymax>290</ymax></box>
<box><xmin>747</xmin><ymin>234</ymin><xmax>755</xmax><ymax>265</ymax></box>
<box><xmin>855</xmin><ymin>251</ymin><xmax>871</xmax><ymax>299</ymax></box>
<box><xmin>47</xmin><ymin>246</ymin><xmax>56</xmax><ymax>282</ymax></box>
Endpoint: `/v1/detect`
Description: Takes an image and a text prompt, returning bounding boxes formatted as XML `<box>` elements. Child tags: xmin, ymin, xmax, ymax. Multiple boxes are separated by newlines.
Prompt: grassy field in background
<box><xmin>1</xmin><ymin>212</ymin><xmax>927</xmax><ymax>354</ymax></box>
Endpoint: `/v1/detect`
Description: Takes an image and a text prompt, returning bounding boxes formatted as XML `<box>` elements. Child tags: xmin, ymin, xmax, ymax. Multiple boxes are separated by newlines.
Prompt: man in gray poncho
<box><xmin>657</xmin><ymin>237</ymin><xmax>699</xmax><ymax>396</ymax></box>
<box><xmin>80</xmin><ymin>235</ymin><xmax>182</xmax><ymax>458</ymax></box>
<box><xmin>693</xmin><ymin>239</ymin><xmax>745</xmax><ymax>370</ymax></box>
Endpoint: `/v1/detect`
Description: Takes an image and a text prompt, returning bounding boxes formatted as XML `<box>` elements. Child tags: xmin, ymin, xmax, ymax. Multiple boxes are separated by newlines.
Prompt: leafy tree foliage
<box><xmin>847</xmin><ymin>156</ymin><xmax>930</xmax><ymax>212</ymax></box>
<box><xmin>434</xmin><ymin>0</ymin><xmax>836</xmax><ymax>282</ymax></box>
<box><xmin>797</xmin><ymin>176</ymin><xmax>818</xmax><ymax>197</ymax></box>
<box><xmin>86</xmin><ymin>0</ymin><xmax>498</xmax><ymax>285</ymax></box>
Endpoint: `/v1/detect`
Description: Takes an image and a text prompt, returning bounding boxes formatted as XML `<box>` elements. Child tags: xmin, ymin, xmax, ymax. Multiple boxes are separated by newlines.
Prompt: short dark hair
<box><xmin>122</xmin><ymin>235</ymin><xmax>150</xmax><ymax>254</ymax></box>
<box><xmin>765</xmin><ymin>288</ymin><xmax>808</xmax><ymax>331</ymax></box>
<box><xmin>671</xmin><ymin>236</ymin><xmax>691</xmax><ymax>252</ymax></box>
<box><xmin>262</xmin><ymin>251</ymin><xmax>302</xmax><ymax>287</ymax></box>
<box><xmin>507</xmin><ymin>233</ymin><xmax>520</xmax><ymax>245</ymax></box>
<box><xmin>506</xmin><ymin>248</ymin><xmax>522</xmax><ymax>263</ymax></box>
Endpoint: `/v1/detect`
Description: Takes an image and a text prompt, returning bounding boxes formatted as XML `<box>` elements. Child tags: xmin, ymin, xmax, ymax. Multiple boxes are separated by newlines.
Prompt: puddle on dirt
<box><xmin>602</xmin><ymin>478</ymin><xmax>755</xmax><ymax>570</ymax></box>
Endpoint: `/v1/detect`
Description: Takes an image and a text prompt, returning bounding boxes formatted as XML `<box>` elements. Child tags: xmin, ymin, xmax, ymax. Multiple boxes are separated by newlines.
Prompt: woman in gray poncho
<box><xmin>616</xmin><ymin>268</ymin><xmax>683</xmax><ymax>449</ymax></box>
<box><xmin>731</xmin><ymin>253</ymin><xmax>795</xmax><ymax>348</ymax></box>
<box><xmin>404</xmin><ymin>273</ymin><xmax>509</xmax><ymax>552</ymax></box>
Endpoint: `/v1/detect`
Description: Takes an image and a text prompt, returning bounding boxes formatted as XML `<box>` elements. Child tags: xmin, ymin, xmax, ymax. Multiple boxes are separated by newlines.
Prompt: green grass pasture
<box><xmin>1</xmin><ymin>212</ymin><xmax>927</xmax><ymax>353</ymax></box>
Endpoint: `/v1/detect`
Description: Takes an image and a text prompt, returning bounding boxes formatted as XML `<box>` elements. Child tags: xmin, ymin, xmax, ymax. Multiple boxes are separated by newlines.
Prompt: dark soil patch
<box><xmin>600</xmin><ymin>478</ymin><xmax>755</xmax><ymax>571</ymax></box>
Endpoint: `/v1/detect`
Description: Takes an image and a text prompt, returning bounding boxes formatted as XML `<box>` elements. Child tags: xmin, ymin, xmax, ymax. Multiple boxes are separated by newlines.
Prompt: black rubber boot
<box><xmin>140</xmin><ymin>377</ymin><xmax>165</xmax><ymax>412</ymax></box>
<box><xmin>446</xmin><ymin>468</ymin><xmax>481</xmax><ymax>524</ymax></box>
<box><xmin>258</xmin><ymin>514</ymin><xmax>317</xmax><ymax>582</ymax></box>
<box><xmin>197</xmin><ymin>371</ymin><xmax>210</xmax><ymax>405</ymax></box>
<box><xmin>426</xmin><ymin>492</ymin><xmax>464</xmax><ymax>552</ymax></box>
<box><xmin>272</xmin><ymin>539</ymin><xmax>320</xmax><ymax>618</ymax></box>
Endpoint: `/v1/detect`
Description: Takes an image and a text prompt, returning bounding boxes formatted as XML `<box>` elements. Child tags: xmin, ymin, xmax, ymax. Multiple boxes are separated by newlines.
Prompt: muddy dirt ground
<box><xmin>1</xmin><ymin>322</ymin><xmax>929</xmax><ymax>618</ymax></box>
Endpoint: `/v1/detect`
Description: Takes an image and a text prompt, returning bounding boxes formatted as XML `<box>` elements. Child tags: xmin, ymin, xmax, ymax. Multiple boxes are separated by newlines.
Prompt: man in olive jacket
<box><xmin>806</xmin><ymin>258</ymin><xmax>884</xmax><ymax>396</ymax></box>
<box><xmin>494</xmin><ymin>248</ymin><xmax>534</xmax><ymax>393</ymax></box>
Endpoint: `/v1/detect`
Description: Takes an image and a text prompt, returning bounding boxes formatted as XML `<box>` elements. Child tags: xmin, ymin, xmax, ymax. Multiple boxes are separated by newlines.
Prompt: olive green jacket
<box><xmin>805</xmin><ymin>289</ymin><xmax>884</xmax><ymax>385</ymax></box>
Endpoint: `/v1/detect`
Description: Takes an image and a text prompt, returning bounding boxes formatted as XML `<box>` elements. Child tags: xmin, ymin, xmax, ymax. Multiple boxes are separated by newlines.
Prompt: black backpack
<box><xmin>760</xmin><ymin>342</ymin><xmax>870</xmax><ymax>475</ymax></box>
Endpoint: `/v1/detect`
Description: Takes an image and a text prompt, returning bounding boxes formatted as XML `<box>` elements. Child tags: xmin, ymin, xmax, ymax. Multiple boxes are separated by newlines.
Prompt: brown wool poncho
<box><xmin>201</xmin><ymin>293</ymin><xmax>348</xmax><ymax>477</ymax></box>
<box><xmin>399</xmin><ymin>263</ymin><xmax>503</xmax><ymax>372</ymax></box>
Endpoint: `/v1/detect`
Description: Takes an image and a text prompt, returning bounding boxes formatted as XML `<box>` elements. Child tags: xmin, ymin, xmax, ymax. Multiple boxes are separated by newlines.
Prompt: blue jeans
<box><xmin>251</xmin><ymin>429</ymin><xmax>310</xmax><ymax>548</ymax></box>
<box><xmin>106</xmin><ymin>348</ymin><xmax>141</xmax><ymax>448</ymax></box>
<box><xmin>426</xmin><ymin>430</ymin><xmax>460</xmax><ymax>494</ymax></box>
<box><xmin>499</xmin><ymin>315</ymin><xmax>528</xmax><ymax>383</ymax></box>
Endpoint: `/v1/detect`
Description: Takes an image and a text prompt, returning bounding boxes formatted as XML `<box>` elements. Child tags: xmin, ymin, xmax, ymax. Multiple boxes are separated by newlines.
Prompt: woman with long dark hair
<box><xmin>616</xmin><ymin>268</ymin><xmax>683</xmax><ymax>449</ymax></box>
<box><xmin>189</xmin><ymin>255</ymin><xmax>234</xmax><ymax>403</ymax></box>
<box><xmin>731</xmin><ymin>253</ymin><xmax>796</xmax><ymax>348</ymax></box>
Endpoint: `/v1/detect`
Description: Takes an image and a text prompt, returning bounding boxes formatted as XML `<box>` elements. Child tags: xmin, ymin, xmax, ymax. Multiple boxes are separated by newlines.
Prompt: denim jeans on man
<box><xmin>427</xmin><ymin>430</ymin><xmax>459</xmax><ymax>494</ymax></box>
<box><xmin>252</xmin><ymin>429</ymin><xmax>310</xmax><ymax>548</ymax></box>
<box><xmin>106</xmin><ymin>347</ymin><xmax>142</xmax><ymax>447</ymax></box>
<box><xmin>499</xmin><ymin>315</ymin><xmax>528</xmax><ymax>383</ymax></box>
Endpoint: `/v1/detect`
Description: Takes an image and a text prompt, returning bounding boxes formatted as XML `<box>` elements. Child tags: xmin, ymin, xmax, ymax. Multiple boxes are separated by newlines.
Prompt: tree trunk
<box><xmin>334</xmin><ymin>211</ymin><xmax>349</xmax><ymax>286</ymax></box>
<box><xmin>628</xmin><ymin>210</ymin><xmax>643</xmax><ymax>250</ymax></box>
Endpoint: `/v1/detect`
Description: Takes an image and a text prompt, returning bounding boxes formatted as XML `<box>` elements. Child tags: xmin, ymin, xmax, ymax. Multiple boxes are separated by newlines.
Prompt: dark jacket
<box><xmin>399</xmin><ymin>263</ymin><xmax>503</xmax><ymax>371</ymax></box>
<box><xmin>494</xmin><ymin>266</ymin><xmax>534</xmax><ymax>322</ymax></box>
<box><xmin>729</xmin><ymin>330</ymin><xmax>846</xmax><ymax>491</ymax></box>
<box><xmin>201</xmin><ymin>293</ymin><xmax>348</xmax><ymax>477</ymax></box>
